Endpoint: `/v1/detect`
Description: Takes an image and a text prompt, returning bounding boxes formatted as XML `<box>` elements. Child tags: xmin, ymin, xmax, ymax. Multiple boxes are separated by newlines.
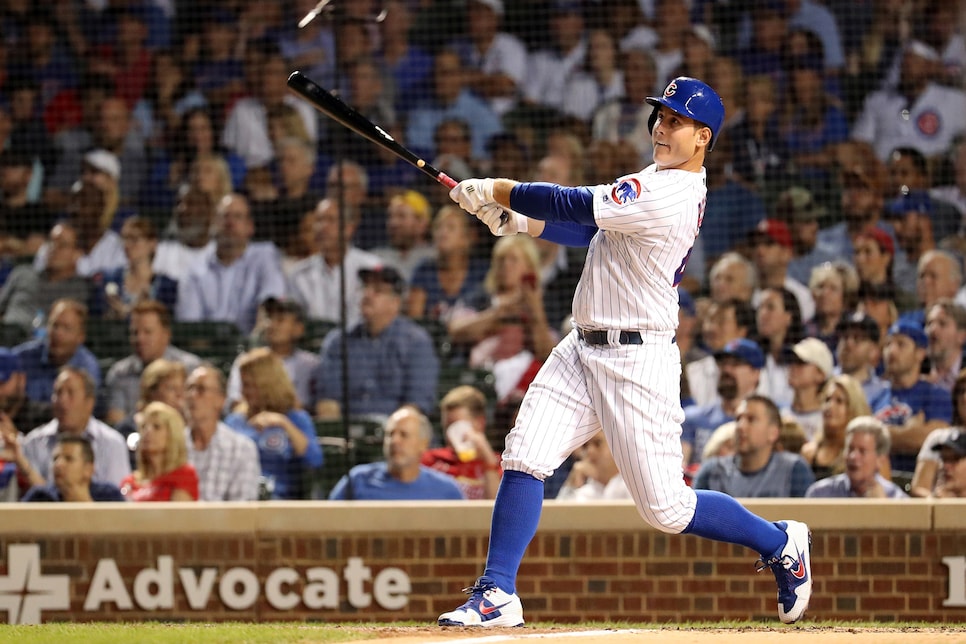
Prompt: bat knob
<box><xmin>417</xmin><ymin>160</ymin><xmax>425</xmax><ymax>168</ymax></box>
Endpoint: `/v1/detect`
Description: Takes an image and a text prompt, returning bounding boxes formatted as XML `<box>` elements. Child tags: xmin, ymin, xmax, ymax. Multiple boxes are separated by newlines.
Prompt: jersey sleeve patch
<box><xmin>609</xmin><ymin>177</ymin><xmax>642</xmax><ymax>205</ymax></box>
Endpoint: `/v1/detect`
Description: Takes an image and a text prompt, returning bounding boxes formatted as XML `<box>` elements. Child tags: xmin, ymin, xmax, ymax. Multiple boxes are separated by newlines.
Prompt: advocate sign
<box><xmin>0</xmin><ymin>544</ymin><xmax>411</xmax><ymax>625</ymax></box>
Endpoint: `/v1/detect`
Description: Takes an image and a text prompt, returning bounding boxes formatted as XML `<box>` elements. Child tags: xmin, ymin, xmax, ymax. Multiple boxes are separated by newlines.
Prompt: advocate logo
<box><xmin>0</xmin><ymin>544</ymin><xmax>70</xmax><ymax>624</ymax></box>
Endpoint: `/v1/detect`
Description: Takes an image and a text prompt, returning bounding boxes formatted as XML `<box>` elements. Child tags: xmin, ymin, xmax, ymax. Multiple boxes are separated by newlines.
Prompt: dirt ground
<box><xmin>353</xmin><ymin>626</ymin><xmax>966</xmax><ymax>644</ymax></box>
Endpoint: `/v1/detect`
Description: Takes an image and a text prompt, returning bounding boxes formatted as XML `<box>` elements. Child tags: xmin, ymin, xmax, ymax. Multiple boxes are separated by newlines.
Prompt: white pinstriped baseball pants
<box><xmin>502</xmin><ymin>329</ymin><xmax>698</xmax><ymax>534</ymax></box>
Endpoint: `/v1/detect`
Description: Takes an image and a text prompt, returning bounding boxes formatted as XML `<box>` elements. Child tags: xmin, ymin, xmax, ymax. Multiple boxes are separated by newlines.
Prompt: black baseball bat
<box><xmin>286</xmin><ymin>71</ymin><xmax>458</xmax><ymax>189</ymax></box>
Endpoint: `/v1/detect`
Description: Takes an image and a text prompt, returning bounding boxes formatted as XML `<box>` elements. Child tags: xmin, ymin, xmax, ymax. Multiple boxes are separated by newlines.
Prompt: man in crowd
<box><xmin>328</xmin><ymin>405</ymin><xmax>463</xmax><ymax>500</ymax></box>
<box><xmin>876</xmin><ymin>320</ymin><xmax>952</xmax><ymax>474</ymax></box>
<box><xmin>708</xmin><ymin>252</ymin><xmax>757</xmax><ymax>304</ymax></box>
<box><xmin>686</xmin><ymin>298</ymin><xmax>756</xmax><ymax>407</ymax></box>
<box><xmin>931</xmin><ymin>431</ymin><xmax>966</xmax><ymax>498</ymax></box>
<box><xmin>0</xmin><ymin>348</ymin><xmax>50</xmax><ymax>432</ymax></box>
<box><xmin>806</xmin><ymin>416</ymin><xmax>907</xmax><ymax>498</ymax></box>
<box><xmin>103</xmin><ymin>300</ymin><xmax>202</xmax><ymax>425</ymax></box>
<box><xmin>184</xmin><ymin>364</ymin><xmax>261</xmax><ymax>501</ymax></box>
<box><xmin>14</xmin><ymin>299</ymin><xmax>100</xmax><ymax>404</ymax></box>
<box><xmin>835</xmin><ymin>313</ymin><xmax>889</xmax><ymax>411</ymax></box>
<box><xmin>749</xmin><ymin>218</ymin><xmax>814</xmax><ymax>322</ymax></box>
<box><xmin>683</xmin><ymin>338</ymin><xmax>764</xmax><ymax>468</ymax></box>
<box><xmin>20</xmin><ymin>435</ymin><xmax>125</xmax><ymax>502</ymax></box>
<box><xmin>924</xmin><ymin>299</ymin><xmax>966</xmax><ymax>392</ymax></box>
<box><xmin>21</xmin><ymin>367</ymin><xmax>130</xmax><ymax>486</ymax></box>
<box><xmin>0</xmin><ymin>222</ymin><xmax>91</xmax><ymax>334</ymax></box>
<box><xmin>422</xmin><ymin>385</ymin><xmax>502</xmax><ymax>500</ymax></box>
<box><xmin>694</xmin><ymin>394</ymin><xmax>815</xmax><ymax>497</ymax></box>
<box><xmin>312</xmin><ymin>266</ymin><xmax>438</xmax><ymax>420</ymax></box>
<box><xmin>372</xmin><ymin>190</ymin><xmax>436</xmax><ymax>283</ymax></box>
<box><xmin>176</xmin><ymin>193</ymin><xmax>287</xmax><ymax>334</ymax></box>
<box><xmin>287</xmin><ymin>197</ymin><xmax>382</xmax><ymax>327</ymax></box>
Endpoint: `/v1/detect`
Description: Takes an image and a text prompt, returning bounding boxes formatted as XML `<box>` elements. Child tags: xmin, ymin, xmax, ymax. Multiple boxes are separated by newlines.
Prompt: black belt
<box><xmin>577</xmin><ymin>328</ymin><xmax>644</xmax><ymax>345</ymax></box>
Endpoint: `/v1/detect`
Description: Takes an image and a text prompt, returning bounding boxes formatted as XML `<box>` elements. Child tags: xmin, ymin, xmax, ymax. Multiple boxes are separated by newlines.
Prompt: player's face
<box><xmin>650</xmin><ymin>106</ymin><xmax>708</xmax><ymax>170</ymax></box>
<box><xmin>844</xmin><ymin>431</ymin><xmax>880</xmax><ymax>484</ymax></box>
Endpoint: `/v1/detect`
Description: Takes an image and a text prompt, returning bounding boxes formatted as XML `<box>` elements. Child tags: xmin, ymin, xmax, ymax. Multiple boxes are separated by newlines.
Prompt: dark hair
<box><xmin>889</xmin><ymin>146</ymin><xmax>929</xmax><ymax>177</ymax></box>
<box><xmin>757</xmin><ymin>287</ymin><xmax>804</xmax><ymax>357</ymax></box>
<box><xmin>952</xmin><ymin>369</ymin><xmax>966</xmax><ymax>426</ymax></box>
<box><xmin>55</xmin><ymin>434</ymin><xmax>95</xmax><ymax>464</ymax></box>
<box><xmin>743</xmin><ymin>393</ymin><xmax>782</xmax><ymax>429</ymax></box>
<box><xmin>721</xmin><ymin>298</ymin><xmax>757</xmax><ymax>333</ymax></box>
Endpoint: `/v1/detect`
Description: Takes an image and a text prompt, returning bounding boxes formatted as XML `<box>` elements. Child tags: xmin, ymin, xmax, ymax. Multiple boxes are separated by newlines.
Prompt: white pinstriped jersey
<box><xmin>571</xmin><ymin>165</ymin><xmax>706</xmax><ymax>333</ymax></box>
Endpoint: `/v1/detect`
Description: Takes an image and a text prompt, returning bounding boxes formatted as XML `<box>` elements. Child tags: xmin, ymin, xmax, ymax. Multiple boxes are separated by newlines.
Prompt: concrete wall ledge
<box><xmin>2</xmin><ymin>498</ymin><xmax>957</xmax><ymax>536</ymax></box>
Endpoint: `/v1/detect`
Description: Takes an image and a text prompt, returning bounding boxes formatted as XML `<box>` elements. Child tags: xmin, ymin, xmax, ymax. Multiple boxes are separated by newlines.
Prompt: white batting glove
<box><xmin>477</xmin><ymin>202</ymin><xmax>528</xmax><ymax>236</ymax></box>
<box><xmin>449</xmin><ymin>178</ymin><xmax>495</xmax><ymax>214</ymax></box>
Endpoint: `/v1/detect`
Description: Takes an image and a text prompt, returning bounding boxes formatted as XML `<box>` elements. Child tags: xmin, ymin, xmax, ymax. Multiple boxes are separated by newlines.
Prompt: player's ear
<box><xmin>696</xmin><ymin>126</ymin><xmax>712</xmax><ymax>149</ymax></box>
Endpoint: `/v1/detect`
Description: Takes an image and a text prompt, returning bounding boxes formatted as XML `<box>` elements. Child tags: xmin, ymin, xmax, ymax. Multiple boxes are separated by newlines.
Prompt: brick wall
<box><xmin>1</xmin><ymin>500</ymin><xmax>964</xmax><ymax>623</ymax></box>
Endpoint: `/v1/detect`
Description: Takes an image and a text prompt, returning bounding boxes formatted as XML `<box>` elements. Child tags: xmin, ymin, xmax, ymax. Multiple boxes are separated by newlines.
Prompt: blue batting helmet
<box><xmin>646</xmin><ymin>76</ymin><xmax>725</xmax><ymax>151</ymax></box>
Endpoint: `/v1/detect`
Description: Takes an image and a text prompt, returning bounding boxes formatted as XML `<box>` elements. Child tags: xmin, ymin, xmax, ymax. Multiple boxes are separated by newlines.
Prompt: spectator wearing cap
<box><xmin>686</xmin><ymin>299</ymin><xmax>757</xmax><ymax>407</ymax></box>
<box><xmin>781</xmin><ymin>187</ymin><xmax>838</xmax><ymax>286</ymax></box>
<box><xmin>876</xmin><ymin>320</ymin><xmax>952</xmax><ymax>474</ymax></box>
<box><xmin>930</xmin><ymin>431</ymin><xmax>966</xmax><ymax>498</ymax></box>
<box><xmin>852</xmin><ymin>40</ymin><xmax>966</xmax><ymax>163</ymax></box>
<box><xmin>805</xmin><ymin>416</ymin><xmax>907</xmax><ymax>498</ymax></box>
<box><xmin>312</xmin><ymin>265</ymin><xmax>439</xmax><ymax>421</ymax></box>
<box><xmin>0</xmin><ymin>348</ymin><xmax>51</xmax><ymax>433</ymax></box>
<box><xmin>694</xmin><ymin>394</ymin><xmax>815</xmax><ymax>497</ymax></box>
<box><xmin>103</xmin><ymin>300</ymin><xmax>202</xmax><ymax>426</ymax></box>
<box><xmin>835</xmin><ymin>312</ymin><xmax>889</xmax><ymax>411</ymax></box>
<box><xmin>886</xmin><ymin>191</ymin><xmax>944</xmax><ymax>296</ymax></box>
<box><xmin>287</xmin><ymin>197</ymin><xmax>383</xmax><ymax>328</ymax></box>
<box><xmin>801</xmin><ymin>374</ymin><xmax>874</xmax><ymax>481</ymax></box>
<box><xmin>851</xmin><ymin>225</ymin><xmax>919</xmax><ymax>311</ymax></box>
<box><xmin>749</xmin><ymin>219</ymin><xmax>815</xmax><ymax>323</ymax></box>
<box><xmin>886</xmin><ymin>147</ymin><xmax>961</xmax><ymax>242</ymax></box>
<box><xmin>816</xmin><ymin>141</ymin><xmax>889</xmax><ymax>262</ymax></box>
<box><xmin>923</xmin><ymin>299</ymin><xmax>966</xmax><ymax>393</ymax></box>
<box><xmin>803</xmin><ymin>261</ymin><xmax>858</xmax><ymax>354</ymax></box>
<box><xmin>372</xmin><ymin>190</ymin><xmax>436</xmax><ymax>284</ymax></box>
<box><xmin>785</xmin><ymin>337</ymin><xmax>835</xmax><ymax>441</ymax></box>
<box><xmin>176</xmin><ymin>193</ymin><xmax>287</xmax><ymax>334</ymax></box>
<box><xmin>521</xmin><ymin>0</ymin><xmax>588</xmax><ymax>113</ymax></box>
<box><xmin>0</xmin><ymin>146</ymin><xmax>52</xmax><ymax>263</ymax></box>
<box><xmin>226</xmin><ymin>297</ymin><xmax>320</xmax><ymax>413</ymax></box>
<box><xmin>14</xmin><ymin>299</ymin><xmax>101</xmax><ymax>406</ymax></box>
<box><xmin>0</xmin><ymin>221</ymin><xmax>94</xmax><ymax>335</ymax></box>
<box><xmin>447</xmin><ymin>0</ymin><xmax>528</xmax><ymax>118</ymax></box>
<box><xmin>682</xmin><ymin>338</ymin><xmax>765</xmax><ymax>467</ymax></box>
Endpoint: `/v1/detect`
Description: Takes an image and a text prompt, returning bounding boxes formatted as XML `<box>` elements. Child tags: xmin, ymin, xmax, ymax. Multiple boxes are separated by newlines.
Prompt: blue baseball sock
<box><xmin>683</xmin><ymin>490</ymin><xmax>786</xmax><ymax>558</ymax></box>
<box><xmin>483</xmin><ymin>470</ymin><xmax>544</xmax><ymax>594</ymax></box>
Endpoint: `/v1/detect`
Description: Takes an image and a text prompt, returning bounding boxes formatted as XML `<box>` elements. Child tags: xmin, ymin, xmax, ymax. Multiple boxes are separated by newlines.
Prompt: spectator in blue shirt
<box><xmin>224</xmin><ymin>347</ymin><xmax>322</xmax><ymax>500</ymax></box>
<box><xmin>329</xmin><ymin>405</ymin><xmax>464</xmax><ymax>500</ymax></box>
<box><xmin>876</xmin><ymin>320</ymin><xmax>953</xmax><ymax>474</ymax></box>
<box><xmin>313</xmin><ymin>265</ymin><xmax>440</xmax><ymax>420</ymax></box>
<box><xmin>13</xmin><ymin>298</ymin><xmax>101</xmax><ymax>405</ymax></box>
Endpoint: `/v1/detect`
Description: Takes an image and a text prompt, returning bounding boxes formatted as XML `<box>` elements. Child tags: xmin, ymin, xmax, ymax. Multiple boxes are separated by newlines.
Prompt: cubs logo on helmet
<box><xmin>664</xmin><ymin>81</ymin><xmax>677</xmax><ymax>97</ymax></box>
<box><xmin>611</xmin><ymin>178</ymin><xmax>642</xmax><ymax>205</ymax></box>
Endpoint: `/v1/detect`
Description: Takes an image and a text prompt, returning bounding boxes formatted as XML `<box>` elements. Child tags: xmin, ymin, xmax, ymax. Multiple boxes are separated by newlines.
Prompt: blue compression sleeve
<box><xmin>682</xmin><ymin>490</ymin><xmax>786</xmax><ymax>558</ymax></box>
<box><xmin>539</xmin><ymin>221</ymin><xmax>597</xmax><ymax>247</ymax></box>
<box><xmin>510</xmin><ymin>183</ymin><xmax>596</xmax><ymax>226</ymax></box>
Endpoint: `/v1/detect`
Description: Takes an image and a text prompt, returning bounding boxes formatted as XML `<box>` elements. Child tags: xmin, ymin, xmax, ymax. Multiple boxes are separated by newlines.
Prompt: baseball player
<box><xmin>440</xmin><ymin>77</ymin><xmax>812</xmax><ymax>627</ymax></box>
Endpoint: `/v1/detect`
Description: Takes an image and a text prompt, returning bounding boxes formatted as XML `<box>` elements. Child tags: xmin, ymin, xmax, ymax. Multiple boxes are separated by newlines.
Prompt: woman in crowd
<box><xmin>121</xmin><ymin>401</ymin><xmax>199</xmax><ymax>502</ymax></box>
<box><xmin>800</xmin><ymin>374</ymin><xmax>874</xmax><ymax>481</ymax></box>
<box><xmin>804</xmin><ymin>261</ymin><xmax>859</xmax><ymax>353</ymax></box>
<box><xmin>224</xmin><ymin>348</ymin><xmax>322</xmax><ymax>500</ymax></box>
<box><xmin>448</xmin><ymin>235</ymin><xmax>557</xmax><ymax>402</ymax></box>
<box><xmin>755</xmin><ymin>286</ymin><xmax>804</xmax><ymax>408</ymax></box>
<box><xmin>407</xmin><ymin>205</ymin><xmax>488</xmax><ymax>323</ymax></box>
<box><xmin>95</xmin><ymin>216</ymin><xmax>177</xmax><ymax>319</ymax></box>
<box><xmin>114</xmin><ymin>359</ymin><xmax>187</xmax><ymax>441</ymax></box>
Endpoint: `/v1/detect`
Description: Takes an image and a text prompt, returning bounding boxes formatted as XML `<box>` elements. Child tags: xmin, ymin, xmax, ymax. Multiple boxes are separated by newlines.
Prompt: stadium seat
<box><xmin>310</xmin><ymin>436</ymin><xmax>352</xmax><ymax>499</ymax></box>
<box><xmin>0</xmin><ymin>322</ymin><xmax>28</xmax><ymax>348</ymax></box>
<box><xmin>299</xmin><ymin>319</ymin><xmax>337</xmax><ymax>354</ymax></box>
<box><xmin>414</xmin><ymin>318</ymin><xmax>453</xmax><ymax>365</ymax></box>
<box><xmin>170</xmin><ymin>321</ymin><xmax>245</xmax><ymax>373</ymax></box>
<box><xmin>85</xmin><ymin>319</ymin><xmax>132</xmax><ymax>373</ymax></box>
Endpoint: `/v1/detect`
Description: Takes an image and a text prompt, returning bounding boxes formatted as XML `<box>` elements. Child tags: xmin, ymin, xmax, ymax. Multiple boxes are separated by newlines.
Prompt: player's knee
<box><xmin>636</xmin><ymin>487</ymin><xmax>696</xmax><ymax>534</ymax></box>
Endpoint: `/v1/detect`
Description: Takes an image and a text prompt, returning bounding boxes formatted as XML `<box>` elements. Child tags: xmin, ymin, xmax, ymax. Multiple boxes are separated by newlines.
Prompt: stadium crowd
<box><xmin>0</xmin><ymin>0</ymin><xmax>965</xmax><ymax>502</ymax></box>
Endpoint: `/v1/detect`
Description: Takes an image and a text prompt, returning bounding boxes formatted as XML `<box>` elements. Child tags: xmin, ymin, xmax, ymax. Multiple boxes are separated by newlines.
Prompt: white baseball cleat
<box><xmin>437</xmin><ymin>576</ymin><xmax>524</xmax><ymax>627</ymax></box>
<box><xmin>757</xmin><ymin>520</ymin><xmax>812</xmax><ymax>624</ymax></box>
